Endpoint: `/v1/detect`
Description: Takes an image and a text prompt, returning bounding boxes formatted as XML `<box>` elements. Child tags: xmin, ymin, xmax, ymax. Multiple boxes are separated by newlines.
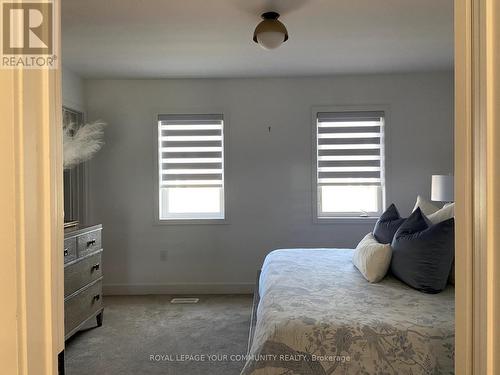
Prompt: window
<box><xmin>315</xmin><ymin>111</ymin><xmax>385</xmax><ymax>218</ymax></box>
<box><xmin>157</xmin><ymin>114</ymin><xmax>225</xmax><ymax>220</ymax></box>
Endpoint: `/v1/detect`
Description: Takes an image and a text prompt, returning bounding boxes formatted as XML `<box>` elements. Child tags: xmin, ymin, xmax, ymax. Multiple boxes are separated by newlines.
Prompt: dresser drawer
<box><xmin>63</xmin><ymin>238</ymin><xmax>77</xmax><ymax>264</ymax></box>
<box><xmin>64</xmin><ymin>252</ymin><xmax>103</xmax><ymax>297</ymax></box>
<box><xmin>65</xmin><ymin>280</ymin><xmax>103</xmax><ymax>336</ymax></box>
<box><xmin>77</xmin><ymin>229</ymin><xmax>102</xmax><ymax>257</ymax></box>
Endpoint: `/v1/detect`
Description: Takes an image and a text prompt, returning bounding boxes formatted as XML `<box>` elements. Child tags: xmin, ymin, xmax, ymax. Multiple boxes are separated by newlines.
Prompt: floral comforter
<box><xmin>241</xmin><ymin>249</ymin><xmax>454</xmax><ymax>375</ymax></box>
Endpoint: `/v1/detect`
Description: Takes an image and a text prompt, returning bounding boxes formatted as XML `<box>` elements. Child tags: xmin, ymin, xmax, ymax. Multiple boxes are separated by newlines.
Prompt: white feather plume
<box><xmin>63</xmin><ymin>120</ymin><xmax>106</xmax><ymax>169</ymax></box>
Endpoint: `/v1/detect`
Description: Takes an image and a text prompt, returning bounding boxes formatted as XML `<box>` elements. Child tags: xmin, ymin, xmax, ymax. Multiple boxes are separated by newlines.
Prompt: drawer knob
<box><xmin>92</xmin><ymin>294</ymin><xmax>101</xmax><ymax>302</ymax></box>
<box><xmin>64</xmin><ymin>248</ymin><xmax>69</xmax><ymax>256</ymax></box>
<box><xmin>91</xmin><ymin>263</ymin><xmax>100</xmax><ymax>272</ymax></box>
<box><xmin>87</xmin><ymin>239</ymin><xmax>96</xmax><ymax>247</ymax></box>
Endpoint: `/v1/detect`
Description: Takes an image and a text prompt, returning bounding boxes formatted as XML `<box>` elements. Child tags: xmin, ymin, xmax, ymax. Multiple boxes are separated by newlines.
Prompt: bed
<box><xmin>241</xmin><ymin>248</ymin><xmax>454</xmax><ymax>375</ymax></box>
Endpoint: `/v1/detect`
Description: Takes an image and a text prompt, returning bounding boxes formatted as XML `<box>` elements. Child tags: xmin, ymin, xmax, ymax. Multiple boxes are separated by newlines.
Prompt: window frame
<box><xmin>311</xmin><ymin>105</ymin><xmax>390</xmax><ymax>224</ymax></box>
<box><xmin>153</xmin><ymin>110</ymin><xmax>229</xmax><ymax>225</ymax></box>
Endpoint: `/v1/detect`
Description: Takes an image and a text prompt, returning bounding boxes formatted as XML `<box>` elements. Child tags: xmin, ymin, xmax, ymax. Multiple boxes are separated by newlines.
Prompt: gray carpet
<box><xmin>65</xmin><ymin>295</ymin><xmax>253</xmax><ymax>375</ymax></box>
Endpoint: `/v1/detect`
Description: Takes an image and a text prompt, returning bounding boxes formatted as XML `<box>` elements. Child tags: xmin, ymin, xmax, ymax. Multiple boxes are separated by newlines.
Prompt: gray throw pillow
<box><xmin>373</xmin><ymin>204</ymin><xmax>405</xmax><ymax>244</ymax></box>
<box><xmin>390</xmin><ymin>208</ymin><xmax>455</xmax><ymax>294</ymax></box>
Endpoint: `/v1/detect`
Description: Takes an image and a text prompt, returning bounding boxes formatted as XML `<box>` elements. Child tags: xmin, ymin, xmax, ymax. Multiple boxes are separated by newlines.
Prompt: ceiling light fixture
<box><xmin>253</xmin><ymin>12</ymin><xmax>289</xmax><ymax>50</ymax></box>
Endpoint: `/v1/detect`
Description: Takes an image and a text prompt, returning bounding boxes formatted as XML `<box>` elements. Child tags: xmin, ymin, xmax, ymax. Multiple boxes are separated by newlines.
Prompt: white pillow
<box><xmin>352</xmin><ymin>233</ymin><xmax>392</xmax><ymax>283</ymax></box>
<box><xmin>427</xmin><ymin>203</ymin><xmax>454</xmax><ymax>224</ymax></box>
<box><xmin>413</xmin><ymin>195</ymin><xmax>454</xmax><ymax>224</ymax></box>
<box><xmin>413</xmin><ymin>195</ymin><xmax>440</xmax><ymax>216</ymax></box>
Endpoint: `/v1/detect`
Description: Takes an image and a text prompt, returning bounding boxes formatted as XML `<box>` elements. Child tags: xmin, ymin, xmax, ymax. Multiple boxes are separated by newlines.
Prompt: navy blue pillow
<box><xmin>390</xmin><ymin>208</ymin><xmax>455</xmax><ymax>294</ymax></box>
<box><xmin>373</xmin><ymin>204</ymin><xmax>406</xmax><ymax>244</ymax></box>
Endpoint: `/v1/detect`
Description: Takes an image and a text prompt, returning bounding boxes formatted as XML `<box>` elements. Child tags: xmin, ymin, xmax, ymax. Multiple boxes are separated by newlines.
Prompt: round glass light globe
<box><xmin>256</xmin><ymin>31</ymin><xmax>286</xmax><ymax>50</ymax></box>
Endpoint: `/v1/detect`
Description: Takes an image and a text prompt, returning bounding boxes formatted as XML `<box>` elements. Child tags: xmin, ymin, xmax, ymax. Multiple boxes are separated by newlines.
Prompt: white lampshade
<box><xmin>431</xmin><ymin>175</ymin><xmax>454</xmax><ymax>202</ymax></box>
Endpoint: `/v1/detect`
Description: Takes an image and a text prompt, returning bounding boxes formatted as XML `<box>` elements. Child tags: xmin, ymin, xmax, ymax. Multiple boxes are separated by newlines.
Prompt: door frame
<box><xmin>0</xmin><ymin>0</ymin><xmax>64</xmax><ymax>374</ymax></box>
<box><xmin>455</xmin><ymin>0</ymin><xmax>500</xmax><ymax>374</ymax></box>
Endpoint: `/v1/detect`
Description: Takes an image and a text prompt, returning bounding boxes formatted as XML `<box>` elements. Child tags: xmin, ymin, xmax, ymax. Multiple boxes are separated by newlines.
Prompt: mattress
<box><xmin>241</xmin><ymin>248</ymin><xmax>454</xmax><ymax>375</ymax></box>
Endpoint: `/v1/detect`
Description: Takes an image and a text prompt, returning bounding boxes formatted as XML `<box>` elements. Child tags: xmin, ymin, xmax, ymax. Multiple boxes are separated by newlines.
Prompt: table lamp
<box><xmin>431</xmin><ymin>175</ymin><xmax>454</xmax><ymax>203</ymax></box>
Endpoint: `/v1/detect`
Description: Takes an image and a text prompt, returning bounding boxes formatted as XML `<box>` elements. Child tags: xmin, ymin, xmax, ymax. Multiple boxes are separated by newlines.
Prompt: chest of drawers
<box><xmin>64</xmin><ymin>224</ymin><xmax>104</xmax><ymax>340</ymax></box>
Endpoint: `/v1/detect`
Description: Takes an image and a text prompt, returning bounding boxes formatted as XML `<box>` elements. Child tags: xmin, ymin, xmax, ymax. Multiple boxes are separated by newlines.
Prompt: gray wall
<box><xmin>62</xmin><ymin>67</ymin><xmax>85</xmax><ymax>112</ymax></box>
<box><xmin>84</xmin><ymin>72</ymin><xmax>454</xmax><ymax>294</ymax></box>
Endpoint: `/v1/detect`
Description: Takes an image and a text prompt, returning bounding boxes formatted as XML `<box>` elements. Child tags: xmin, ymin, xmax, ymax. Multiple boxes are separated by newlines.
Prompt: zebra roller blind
<box><xmin>159</xmin><ymin>114</ymin><xmax>224</xmax><ymax>187</ymax></box>
<box><xmin>316</xmin><ymin>111</ymin><xmax>384</xmax><ymax>185</ymax></box>
<box><xmin>315</xmin><ymin>111</ymin><xmax>385</xmax><ymax>216</ymax></box>
<box><xmin>158</xmin><ymin>114</ymin><xmax>225</xmax><ymax>220</ymax></box>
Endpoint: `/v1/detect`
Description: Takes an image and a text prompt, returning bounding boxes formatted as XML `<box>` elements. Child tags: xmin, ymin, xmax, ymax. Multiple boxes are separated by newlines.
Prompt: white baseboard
<box><xmin>103</xmin><ymin>282</ymin><xmax>255</xmax><ymax>296</ymax></box>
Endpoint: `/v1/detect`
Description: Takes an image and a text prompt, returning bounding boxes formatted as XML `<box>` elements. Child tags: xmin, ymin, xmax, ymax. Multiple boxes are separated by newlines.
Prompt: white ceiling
<box><xmin>62</xmin><ymin>0</ymin><xmax>453</xmax><ymax>79</ymax></box>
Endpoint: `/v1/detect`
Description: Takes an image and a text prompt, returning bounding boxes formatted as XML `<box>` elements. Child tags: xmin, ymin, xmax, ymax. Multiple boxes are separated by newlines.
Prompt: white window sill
<box><xmin>154</xmin><ymin>218</ymin><xmax>228</xmax><ymax>226</ymax></box>
<box><xmin>314</xmin><ymin>216</ymin><xmax>379</xmax><ymax>225</ymax></box>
